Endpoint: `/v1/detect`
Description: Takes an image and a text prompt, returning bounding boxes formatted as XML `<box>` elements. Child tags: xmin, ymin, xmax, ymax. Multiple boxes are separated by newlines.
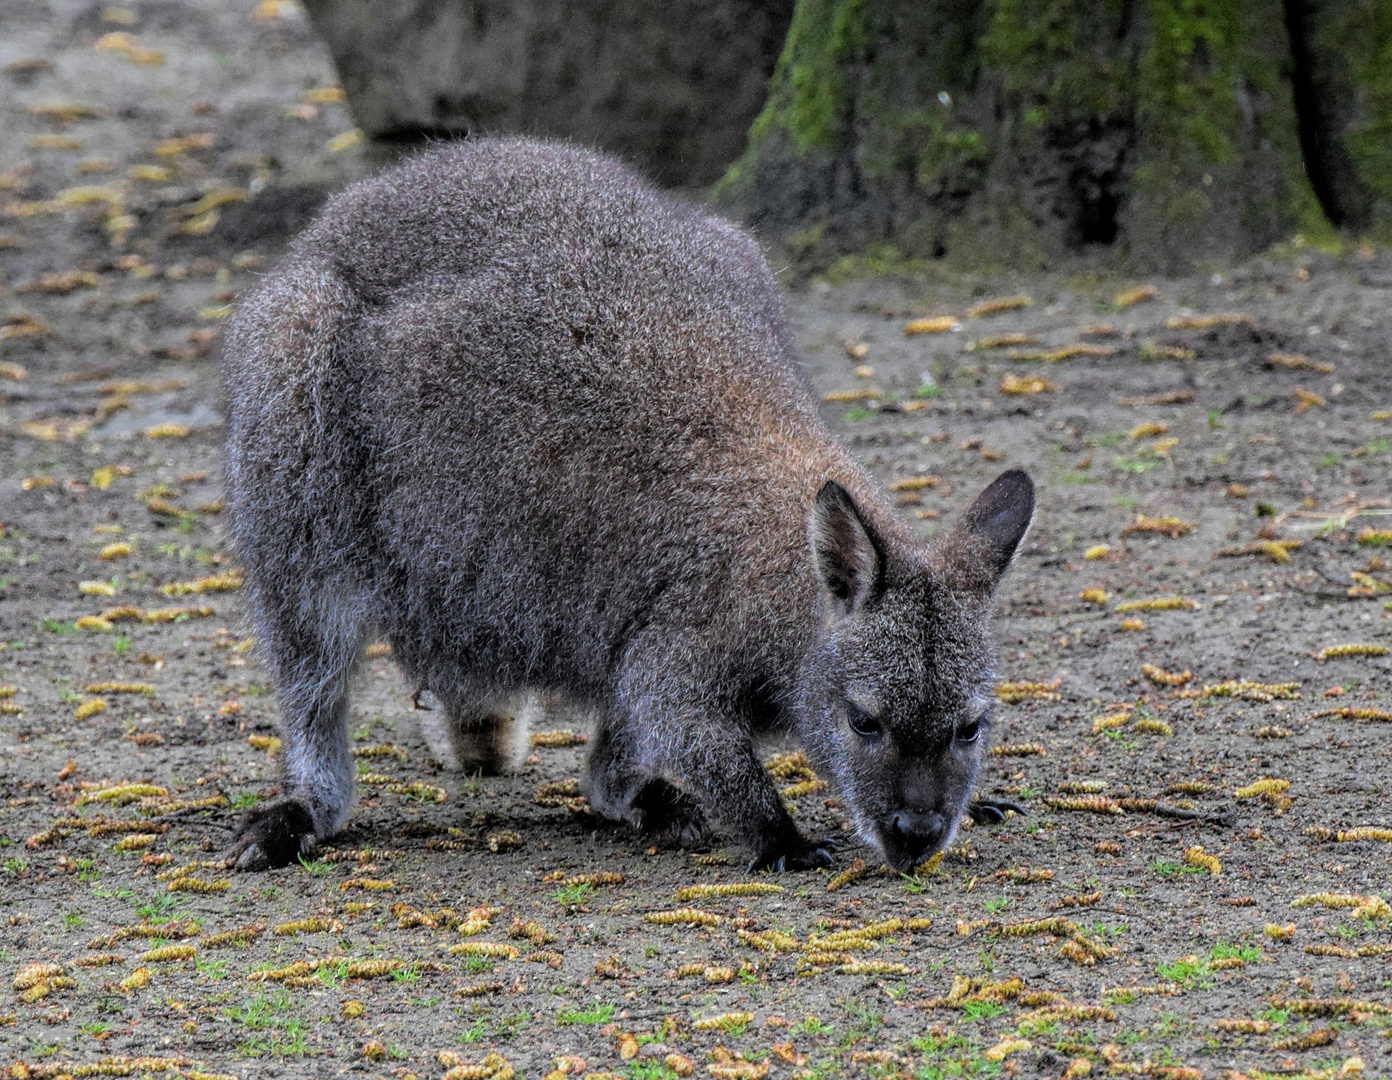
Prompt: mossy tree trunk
<box><xmin>720</xmin><ymin>0</ymin><xmax>1391</xmax><ymax>270</ymax></box>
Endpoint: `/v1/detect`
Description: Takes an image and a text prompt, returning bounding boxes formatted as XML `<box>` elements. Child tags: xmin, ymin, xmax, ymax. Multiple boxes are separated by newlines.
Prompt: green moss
<box><xmin>727</xmin><ymin>0</ymin><xmax>1359</xmax><ymax>269</ymax></box>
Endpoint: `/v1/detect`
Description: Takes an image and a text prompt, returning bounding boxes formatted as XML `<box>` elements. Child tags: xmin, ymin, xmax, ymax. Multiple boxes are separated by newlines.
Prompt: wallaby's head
<box><xmin>797</xmin><ymin>469</ymin><xmax>1035</xmax><ymax>872</ymax></box>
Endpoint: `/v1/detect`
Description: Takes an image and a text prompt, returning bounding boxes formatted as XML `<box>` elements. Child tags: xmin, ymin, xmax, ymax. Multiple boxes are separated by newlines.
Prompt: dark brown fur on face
<box><xmin>221</xmin><ymin>136</ymin><xmax>1034</xmax><ymax>872</ymax></box>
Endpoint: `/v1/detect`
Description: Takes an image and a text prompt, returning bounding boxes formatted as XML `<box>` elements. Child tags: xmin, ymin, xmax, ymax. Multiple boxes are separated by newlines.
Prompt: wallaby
<box><xmin>222</xmin><ymin>137</ymin><xmax>1033</xmax><ymax>873</ymax></box>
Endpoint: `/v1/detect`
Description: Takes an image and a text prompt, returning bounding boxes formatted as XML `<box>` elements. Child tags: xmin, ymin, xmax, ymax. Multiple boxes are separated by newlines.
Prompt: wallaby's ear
<box><xmin>810</xmin><ymin>480</ymin><xmax>882</xmax><ymax>615</ymax></box>
<box><xmin>941</xmin><ymin>469</ymin><xmax>1035</xmax><ymax>594</ymax></box>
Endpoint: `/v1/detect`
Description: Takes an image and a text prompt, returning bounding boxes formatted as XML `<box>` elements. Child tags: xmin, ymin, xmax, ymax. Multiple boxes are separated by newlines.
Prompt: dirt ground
<box><xmin>1</xmin><ymin>3</ymin><xmax>1391</xmax><ymax>1079</ymax></box>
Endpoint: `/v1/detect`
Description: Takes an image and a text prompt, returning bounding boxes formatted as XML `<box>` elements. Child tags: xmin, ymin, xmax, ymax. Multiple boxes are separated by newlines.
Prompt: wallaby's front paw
<box><xmin>225</xmin><ymin>801</ymin><xmax>316</xmax><ymax>870</ymax></box>
<box><xmin>967</xmin><ymin>798</ymin><xmax>1028</xmax><ymax>825</ymax></box>
<box><xmin>748</xmin><ymin>833</ymin><xmax>837</xmax><ymax>873</ymax></box>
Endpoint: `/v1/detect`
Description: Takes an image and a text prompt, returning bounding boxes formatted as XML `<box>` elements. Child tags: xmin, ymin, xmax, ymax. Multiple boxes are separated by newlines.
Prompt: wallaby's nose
<box><xmin>890</xmin><ymin>810</ymin><xmax>945</xmax><ymax>859</ymax></box>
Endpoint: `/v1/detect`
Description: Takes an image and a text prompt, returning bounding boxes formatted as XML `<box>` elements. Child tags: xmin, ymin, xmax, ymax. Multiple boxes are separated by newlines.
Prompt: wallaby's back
<box><xmin>225</xmin><ymin>137</ymin><xmax>866</xmax><ymax>705</ymax></box>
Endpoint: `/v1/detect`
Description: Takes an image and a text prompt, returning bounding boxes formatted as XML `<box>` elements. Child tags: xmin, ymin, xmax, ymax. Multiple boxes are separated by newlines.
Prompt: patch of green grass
<box><xmin>195</xmin><ymin>956</ymin><xmax>228</xmax><ymax>981</ymax></box>
<box><xmin>136</xmin><ymin>892</ymin><xmax>183</xmax><ymax>920</ymax></box>
<box><xmin>844</xmin><ymin>407</ymin><xmax>877</xmax><ymax>421</ymax></box>
<box><xmin>910</xmin><ymin>1031</ymin><xmax>1001</xmax><ymax>1079</ymax></box>
<box><xmin>1209</xmin><ymin>941</ymin><xmax>1261</xmax><ymax>963</ymax></box>
<box><xmin>2</xmin><ymin>858</ymin><xmax>28</xmax><ymax>876</ymax></box>
<box><xmin>458</xmin><ymin>1019</ymin><xmax>487</xmax><ymax>1043</ymax></box>
<box><xmin>961</xmin><ymin>999</ymin><xmax>1007</xmax><ymax>1021</ymax></box>
<box><xmin>794</xmin><ymin>1015</ymin><xmax>834</xmax><ymax>1037</ymax></box>
<box><xmin>557</xmin><ymin>1002</ymin><xmax>615</xmax><ymax>1026</ymax></box>
<box><xmin>80</xmin><ymin>1022</ymin><xmax>111</xmax><ymax>1037</ymax></box>
<box><xmin>1157</xmin><ymin>953</ymin><xmax>1209</xmax><ymax>989</ymax></box>
<box><xmin>1151</xmin><ymin>859</ymin><xmax>1203</xmax><ymax>877</ymax></box>
<box><xmin>552</xmin><ymin>882</ymin><xmax>593</xmax><ymax>906</ymax></box>
<box><xmin>627</xmin><ymin>1062</ymin><xmax>678</xmax><ymax>1080</ymax></box>
<box><xmin>112</xmin><ymin>633</ymin><xmax>131</xmax><ymax>657</ymax></box>
<box><xmin>40</xmin><ymin>618</ymin><xmax>76</xmax><ymax>635</ymax></box>
<box><xmin>914</xmin><ymin>383</ymin><xmax>943</xmax><ymax>398</ymax></box>
<box><xmin>231</xmin><ymin>791</ymin><xmax>263</xmax><ymax>810</ymax></box>
<box><xmin>983</xmin><ymin>896</ymin><xmax>1010</xmax><ymax>915</ymax></box>
<box><xmin>1318</xmin><ymin>452</ymin><xmax>1340</xmax><ymax>468</ymax></box>
<box><xmin>297</xmin><ymin>854</ymin><xmax>331</xmax><ymax>875</ymax></box>
<box><xmin>61</xmin><ymin>912</ymin><xmax>83</xmax><ymax>929</ymax></box>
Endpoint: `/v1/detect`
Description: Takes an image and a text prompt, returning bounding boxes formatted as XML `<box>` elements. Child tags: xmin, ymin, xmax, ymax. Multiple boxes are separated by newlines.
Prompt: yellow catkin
<box><xmin>1317</xmin><ymin>643</ymin><xmax>1389</xmax><ymax>660</ymax></box>
<box><xmin>157</xmin><ymin>570</ymin><xmax>243</xmax><ymax>595</ymax></box>
<box><xmin>142</xmin><ymin>944</ymin><xmax>196</xmax><ymax>962</ymax></box>
<box><xmin>1310</xmin><ymin>707</ymin><xmax>1392</xmax><ymax>722</ymax></box>
<box><xmin>1120</xmin><ymin>514</ymin><xmax>1195</xmax><ymax>538</ymax></box>
<box><xmin>966</xmin><ymin>295</ymin><xmax>1031</xmax><ymax>318</ymax></box>
<box><xmin>75</xmin><ymin>698</ymin><xmax>108</xmax><ymax>719</ymax></box>
<box><xmin>1181</xmin><ymin>679</ymin><xmax>1301</xmax><ymax>702</ymax></box>
<box><xmin>882</xmin><ymin>473</ymin><xmax>947</xmax><ymax>497</ymax></box>
<box><xmin>274</xmin><ymin>917</ymin><xmax>345</xmax><ymax>936</ymax></box>
<box><xmin>119</xmin><ymin>967</ymin><xmax>151</xmax><ymax>991</ymax></box>
<box><xmin>1272</xmin><ymin>1029</ymin><xmax>1336</xmax><ymax>1051</ymax></box>
<box><xmin>1115</xmin><ymin>596</ymin><xmax>1198</xmax><ymax>612</ymax></box>
<box><xmin>1133</xmin><ymin>719</ymin><xmax>1173</xmax><ymax>736</ymax></box>
<box><xmin>340</xmin><ymin>878</ymin><xmax>396</xmax><ymax>891</ymax></box>
<box><xmin>203</xmin><ymin>926</ymin><xmax>264</xmax><ymax>948</ymax></box>
<box><xmin>1080</xmin><ymin>588</ymin><xmax>1108</xmax><ymax>605</ymax></box>
<box><xmin>995</xmin><ymin>866</ymin><xmax>1055</xmax><ymax>882</ymax></box>
<box><xmin>1092</xmin><ymin>711</ymin><xmax>1130</xmax><ymax>733</ymax></box>
<box><xmin>994</xmin><ymin>679</ymin><xmax>1062</xmax><ymax>703</ymax></box>
<box><xmin>113</xmin><ymin>834</ymin><xmax>154</xmax><ymax>851</ymax></box>
<box><xmin>1182</xmin><ymin>847</ymin><xmax>1221</xmax><ymax>874</ymax></box>
<box><xmin>99</xmin><ymin>541</ymin><xmax>133</xmax><ymax>560</ymax></box>
<box><xmin>167</xmin><ymin>876</ymin><xmax>230</xmax><ymax>893</ymax></box>
<box><xmin>75</xmin><ymin>616</ymin><xmax>115</xmax><ymax>631</ymax></box>
<box><xmin>692</xmin><ymin>1011</ymin><xmax>753</xmax><ymax>1032</ymax></box>
<box><xmin>985</xmin><ymin>1038</ymin><xmax>1033</xmax><ymax>1061</ymax></box>
<box><xmin>990</xmin><ymin>744</ymin><xmax>1047</xmax><ymax>762</ymax></box>
<box><xmin>1141</xmin><ymin>664</ymin><xmax>1191</xmax><ymax>686</ymax></box>
<box><xmin>999</xmin><ymin>374</ymin><xmax>1059</xmax><ymax>395</ymax></box>
<box><xmin>1264</xmin><ymin>923</ymin><xmax>1296</xmax><ymax>940</ymax></box>
<box><xmin>903</xmin><ymin>316</ymin><xmax>956</xmax><ymax>335</ymax></box>
<box><xmin>642</xmin><ymin>909</ymin><xmax>722</xmax><ymax>927</ymax></box>
<box><xmin>530</xmin><ymin>730</ymin><xmax>587</xmax><ymax>748</ymax></box>
<box><xmin>1215</xmin><ymin>1018</ymin><xmax>1272</xmax><ymax>1033</ymax></box>
<box><xmin>1043</xmin><ymin>795</ymin><xmax>1121</xmax><ymax>814</ymax></box>
<box><xmin>1234</xmin><ymin>778</ymin><xmax>1289</xmax><ymax>798</ymax></box>
<box><xmin>823</xmin><ymin>387</ymin><xmax>884</xmax><ymax>402</ymax></box>
<box><xmin>1083</xmin><ymin>544</ymin><xmax>1109</xmax><ymax>560</ymax></box>
<box><xmin>82</xmin><ymin>783</ymin><xmax>168</xmax><ymax>805</ymax></box>
<box><xmin>448</xmin><ymin>941</ymin><xmax>519</xmax><ymax>959</ymax></box>
<box><xmin>673</xmin><ymin>882</ymin><xmax>782</xmax><ymax>902</ymax></box>
<box><xmin>1292</xmin><ymin>893</ymin><xmax>1391</xmax><ymax>920</ymax></box>
<box><xmin>826</xmin><ymin>858</ymin><xmax>869</xmax><ymax>892</ymax></box>
<box><xmin>736</xmin><ymin>928</ymin><xmax>801</xmax><ymax>953</ymax></box>
<box><xmin>1115</xmin><ymin>285</ymin><xmax>1159</xmax><ymax>308</ymax></box>
<box><xmin>1129</xmin><ymin>421</ymin><xmax>1170</xmax><ymax>440</ymax></box>
<box><xmin>84</xmin><ymin>681</ymin><xmax>156</xmax><ymax>695</ymax></box>
<box><xmin>248</xmin><ymin>734</ymin><xmax>281</xmax><ymax>754</ymax></box>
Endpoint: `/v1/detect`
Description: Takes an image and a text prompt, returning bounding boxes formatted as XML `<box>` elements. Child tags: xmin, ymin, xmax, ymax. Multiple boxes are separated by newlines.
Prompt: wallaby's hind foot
<box><xmin>225</xmin><ymin>801</ymin><xmax>316</xmax><ymax>870</ymax></box>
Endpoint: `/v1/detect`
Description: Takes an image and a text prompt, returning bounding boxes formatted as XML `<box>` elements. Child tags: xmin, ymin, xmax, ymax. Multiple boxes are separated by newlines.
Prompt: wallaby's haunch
<box><xmin>223</xmin><ymin>137</ymin><xmax>1034</xmax><ymax>874</ymax></box>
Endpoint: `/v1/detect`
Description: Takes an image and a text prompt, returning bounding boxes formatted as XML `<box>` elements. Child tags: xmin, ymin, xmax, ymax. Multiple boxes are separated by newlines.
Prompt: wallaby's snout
<box><xmin>887</xmin><ymin>808</ymin><xmax>947</xmax><ymax>865</ymax></box>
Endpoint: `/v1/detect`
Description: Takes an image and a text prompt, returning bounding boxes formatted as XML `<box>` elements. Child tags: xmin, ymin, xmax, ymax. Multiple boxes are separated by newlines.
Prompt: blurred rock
<box><xmin>302</xmin><ymin>0</ymin><xmax>795</xmax><ymax>187</ymax></box>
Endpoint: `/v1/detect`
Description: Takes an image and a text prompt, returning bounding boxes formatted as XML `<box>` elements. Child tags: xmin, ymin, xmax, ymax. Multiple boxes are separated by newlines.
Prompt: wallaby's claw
<box><xmin>225</xmin><ymin>800</ymin><xmax>316</xmax><ymax>870</ymax></box>
<box><xmin>749</xmin><ymin>835</ymin><xmax>837</xmax><ymax>873</ymax></box>
<box><xmin>967</xmin><ymin>798</ymin><xmax>1028</xmax><ymax>825</ymax></box>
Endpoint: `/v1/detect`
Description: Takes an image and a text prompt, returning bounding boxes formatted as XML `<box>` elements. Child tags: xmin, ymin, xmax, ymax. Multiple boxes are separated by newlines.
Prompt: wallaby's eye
<box><xmin>846</xmin><ymin>703</ymin><xmax>883</xmax><ymax>740</ymax></box>
<box><xmin>956</xmin><ymin>719</ymin><xmax>982</xmax><ymax>743</ymax></box>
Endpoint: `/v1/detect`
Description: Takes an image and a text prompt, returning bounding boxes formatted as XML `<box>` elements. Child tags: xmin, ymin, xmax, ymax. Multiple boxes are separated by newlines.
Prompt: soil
<box><xmin>1</xmin><ymin>3</ymin><xmax>1390</xmax><ymax>1080</ymax></box>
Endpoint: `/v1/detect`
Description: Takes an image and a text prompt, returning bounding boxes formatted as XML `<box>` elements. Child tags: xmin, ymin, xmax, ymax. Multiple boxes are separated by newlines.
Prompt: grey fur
<box><xmin>221</xmin><ymin>136</ymin><xmax>1034</xmax><ymax>872</ymax></box>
